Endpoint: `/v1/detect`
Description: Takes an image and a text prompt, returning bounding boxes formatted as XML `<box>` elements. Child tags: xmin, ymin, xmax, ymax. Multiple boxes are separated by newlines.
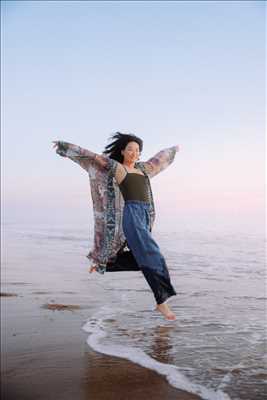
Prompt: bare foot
<box><xmin>88</xmin><ymin>265</ymin><xmax>97</xmax><ymax>273</ymax></box>
<box><xmin>156</xmin><ymin>303</ymin><xmax>176</xmax><ymax>321</ymax></box>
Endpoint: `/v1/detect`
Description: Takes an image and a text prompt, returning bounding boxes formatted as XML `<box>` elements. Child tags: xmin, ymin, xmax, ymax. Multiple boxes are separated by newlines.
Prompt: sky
<box><xmin>1</xmin><ymin>0</ymin><xmax>265</xmax><ymax>234</ymax></box>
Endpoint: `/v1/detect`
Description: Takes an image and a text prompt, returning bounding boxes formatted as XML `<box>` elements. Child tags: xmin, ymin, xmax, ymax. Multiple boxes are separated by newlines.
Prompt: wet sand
<box><xmin>1</xmin><ymin>293</ymin><xmax>202</xmax><ymax>400</ymax></box>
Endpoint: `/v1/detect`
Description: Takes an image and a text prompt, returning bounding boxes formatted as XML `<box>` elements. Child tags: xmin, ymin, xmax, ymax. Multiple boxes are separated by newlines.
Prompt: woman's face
<box><xmin>121</xmin><ymin>141</ymin><xmax>141</xmax><ymax>163</ymax></box>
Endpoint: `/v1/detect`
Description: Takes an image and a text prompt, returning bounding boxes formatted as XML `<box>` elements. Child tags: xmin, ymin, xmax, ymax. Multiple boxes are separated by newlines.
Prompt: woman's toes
<box><xmin>166</xmin><ymin>313</ymin><xmax>176</xmax><ymax>321</ymax></box>
<box><xmin>156</xmin><ymin>303</ymin><xmax>176</xmax><ymax>320</ymax></box>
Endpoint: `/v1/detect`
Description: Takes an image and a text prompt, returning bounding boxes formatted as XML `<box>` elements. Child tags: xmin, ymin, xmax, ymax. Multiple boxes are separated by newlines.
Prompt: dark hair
<box><xmin>103</xmin><ymin>132</ymin><xmax>143</xmax><ymax>163</ymax></box>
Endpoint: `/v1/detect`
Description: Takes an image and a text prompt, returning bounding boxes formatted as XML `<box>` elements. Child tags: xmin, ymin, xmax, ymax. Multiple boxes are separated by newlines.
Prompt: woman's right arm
<box><xmin>52</xmin><ymin>141</ymin><xmax>112</xmax><ymax>171</ymax></box>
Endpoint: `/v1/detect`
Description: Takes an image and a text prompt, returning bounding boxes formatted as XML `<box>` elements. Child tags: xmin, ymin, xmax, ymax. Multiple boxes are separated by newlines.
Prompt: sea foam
<box><xmin>82</xmin><ymin>305</ymin><xmax>231</xmax><ymax>400</ymax></box>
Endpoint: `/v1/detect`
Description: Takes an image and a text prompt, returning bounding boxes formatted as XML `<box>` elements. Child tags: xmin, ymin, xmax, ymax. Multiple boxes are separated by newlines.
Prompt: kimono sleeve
<box><xmin>55</xmin><ymin>141</ymin><xmax>113</xmax><ymax>172</ymax></box>
<box><xmin>141</xmin><ymin>146</ymin><xmax>178</xmax><ymax>179</ymax></box>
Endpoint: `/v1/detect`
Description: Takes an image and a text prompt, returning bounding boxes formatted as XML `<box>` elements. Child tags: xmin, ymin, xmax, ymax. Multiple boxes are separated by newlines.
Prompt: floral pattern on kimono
<box><xmin>55</xmin><ymin>141</ymin><xmax>177</xmax><ymax>274</ymax></box>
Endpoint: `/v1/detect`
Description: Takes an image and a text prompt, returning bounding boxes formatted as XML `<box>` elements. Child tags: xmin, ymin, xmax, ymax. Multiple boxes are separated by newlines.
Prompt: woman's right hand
<box><xmin>52</xmin><ymin>141</ymin><xmax>59</xmax><ymax>150</ymax></box>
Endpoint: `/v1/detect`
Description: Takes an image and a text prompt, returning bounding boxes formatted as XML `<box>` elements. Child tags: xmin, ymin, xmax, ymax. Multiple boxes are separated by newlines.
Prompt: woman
<box><xmin>52</xmin><ymin>132</ymin><xmax>180</xmax><ymax>320</ymax></box>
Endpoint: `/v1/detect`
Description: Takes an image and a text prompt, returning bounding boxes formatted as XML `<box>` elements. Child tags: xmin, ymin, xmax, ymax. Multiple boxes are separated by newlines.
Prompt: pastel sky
<box><xmin>1</xmin><ymin>1</ymin><xmax>265</xmax><ymax>234</ymax></box>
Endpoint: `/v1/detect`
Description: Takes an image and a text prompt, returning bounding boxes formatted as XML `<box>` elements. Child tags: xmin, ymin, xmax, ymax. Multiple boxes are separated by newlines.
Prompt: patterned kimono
<box><xmin>55</xmin><ymin>141</ymin><xmax>177</xmax><ymax>274</ymax></box>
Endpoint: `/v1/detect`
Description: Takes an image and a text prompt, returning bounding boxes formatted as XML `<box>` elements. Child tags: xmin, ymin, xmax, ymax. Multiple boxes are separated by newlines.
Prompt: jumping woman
<box><xmin>52</xmin><ymin>132</ymin><xmax>180</xmax><ymax>321</ymax></box>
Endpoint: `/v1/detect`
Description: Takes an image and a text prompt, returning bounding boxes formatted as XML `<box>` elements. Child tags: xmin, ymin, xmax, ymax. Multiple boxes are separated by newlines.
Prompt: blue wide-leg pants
<box><xmin>115</xmin><ymin>200</ymin><xmax>177</xmax><ymax>305</ymax></box>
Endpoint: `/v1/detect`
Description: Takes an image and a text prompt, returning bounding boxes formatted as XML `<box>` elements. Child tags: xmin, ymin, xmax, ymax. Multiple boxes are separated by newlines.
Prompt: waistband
<box><xmin>124</xmin><ymin>200</ymin><xmax>150</xmax><ymax>207</ymax></box>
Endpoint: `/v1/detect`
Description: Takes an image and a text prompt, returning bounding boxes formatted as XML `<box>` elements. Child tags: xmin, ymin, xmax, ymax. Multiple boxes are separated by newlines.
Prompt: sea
<box><xmin>1</xmin><ymin>222</ymin><xmax>266</xmax><ymax>400</ymax></box>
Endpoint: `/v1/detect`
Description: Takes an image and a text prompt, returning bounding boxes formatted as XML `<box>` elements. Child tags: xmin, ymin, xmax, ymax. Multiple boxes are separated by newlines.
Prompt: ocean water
<box><xmin>1</xmin><ymin>223</ymin><xmax>266</xmax><ymax>400</ymax></box>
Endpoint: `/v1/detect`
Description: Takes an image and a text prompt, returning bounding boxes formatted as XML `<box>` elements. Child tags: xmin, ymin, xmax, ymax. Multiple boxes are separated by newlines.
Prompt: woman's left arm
<box><xmin>141</xmin><ymin>145</ymin><xmax>180</xmax><ymax>178</ymax></box>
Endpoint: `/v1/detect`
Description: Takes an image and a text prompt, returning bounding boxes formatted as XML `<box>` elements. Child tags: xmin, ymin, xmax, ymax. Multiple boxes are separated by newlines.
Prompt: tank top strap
<box><xmin>122</xmin><ymin>165</ymin><xmax>128</xmax><ymax>174</ymax></box>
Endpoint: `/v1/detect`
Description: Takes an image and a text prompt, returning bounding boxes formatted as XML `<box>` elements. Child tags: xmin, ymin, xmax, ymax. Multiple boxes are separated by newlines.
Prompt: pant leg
<box><xmin>141</xmin><ymin>266</ymin><xmax>177</xmax><ymax>305</ymax></box>
<box><xmin>122</xmin><ymin>202</ymin><xmax>177</xmax><ymax>305</ymax></box>
<box><xmin>106</xmin><ymin>245</ymin><xmax>176</xmax><ymax>304</ymax></box>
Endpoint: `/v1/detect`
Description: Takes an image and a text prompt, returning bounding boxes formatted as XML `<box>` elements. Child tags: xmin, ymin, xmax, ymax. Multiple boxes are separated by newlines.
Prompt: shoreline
<box><xmin>2</xmin><ymin>294</ymin><xmax>202</xmax><ymax>400</ymax></box>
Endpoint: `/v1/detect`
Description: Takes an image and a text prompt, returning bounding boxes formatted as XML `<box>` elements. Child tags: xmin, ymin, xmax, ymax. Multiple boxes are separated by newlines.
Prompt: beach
<box><xmin>1</xmin><ymin>223</ymin><xmax>266</xmax><ymax>400</ymax></box>
<box><xmin>2</xmin><ymin>291</ymin><xmax>201</xmax><ymax>400</ymax></box>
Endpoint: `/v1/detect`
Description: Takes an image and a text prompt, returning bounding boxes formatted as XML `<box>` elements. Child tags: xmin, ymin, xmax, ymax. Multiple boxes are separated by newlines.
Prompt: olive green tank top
<box><xmin>118</xmin><ymin>166</ymin><xmax>149</xmax><ymax>203</ymax></box>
